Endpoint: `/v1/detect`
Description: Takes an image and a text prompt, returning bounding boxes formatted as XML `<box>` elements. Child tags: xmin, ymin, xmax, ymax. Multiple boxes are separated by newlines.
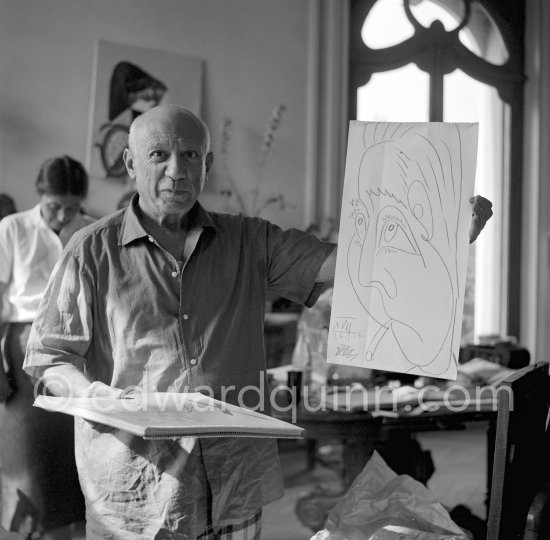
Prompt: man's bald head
<box><xmin>128</xmin><ymin>104</ymin><xmax>211</xmax><ymax>155</ymax></box>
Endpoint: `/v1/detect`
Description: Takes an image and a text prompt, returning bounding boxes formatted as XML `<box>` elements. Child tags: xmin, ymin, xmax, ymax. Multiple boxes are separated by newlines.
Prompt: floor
<box><xmin>261</xmin><ymin>421</ymin><xmax>488</xmax><ymax>540</ymax></box>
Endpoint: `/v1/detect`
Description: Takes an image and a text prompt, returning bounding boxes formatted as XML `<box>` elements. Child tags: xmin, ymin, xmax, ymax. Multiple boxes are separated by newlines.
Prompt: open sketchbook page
<box><xmin>328</xmin><ymin>122</ymin><xmax>478</xmax><ymax>380</ymax></box>
<box><xmin>34</xmin><ymin>392</ymin><xmax>305</xmax><ymax>440</ymax></box>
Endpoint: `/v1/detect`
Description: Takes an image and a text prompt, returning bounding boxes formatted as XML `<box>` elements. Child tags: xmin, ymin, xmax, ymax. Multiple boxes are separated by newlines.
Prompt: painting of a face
<box><xmin>348</xmin><ymin>142</ymin><xmax>456</xmax><ymax>368</ymax></box>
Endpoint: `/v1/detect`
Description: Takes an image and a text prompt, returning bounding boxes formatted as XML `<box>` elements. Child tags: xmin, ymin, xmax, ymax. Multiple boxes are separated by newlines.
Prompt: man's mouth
<box><xmin>160</xmin><ymin>189</ymin><xmax>190</xmax><ymax>203</ymax></box>
<box><xmin>161</xmin><ymin>188</ymin><xmax>188</xmax><ymax>196</ymax></box>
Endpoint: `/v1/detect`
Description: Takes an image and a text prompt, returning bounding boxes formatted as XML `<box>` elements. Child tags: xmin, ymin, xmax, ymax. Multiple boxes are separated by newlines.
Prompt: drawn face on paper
<box><xmin>348</xmin><ymin>141</ymin><xmax>456</xmax><ymax>369</ymax></box>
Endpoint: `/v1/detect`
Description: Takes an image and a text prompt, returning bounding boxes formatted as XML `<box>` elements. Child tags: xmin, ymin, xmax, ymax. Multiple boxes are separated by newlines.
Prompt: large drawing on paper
<box><xmin>327</xmin><ymin>122</ymin><xmax>478</xmax><ymax>380</ymax></box>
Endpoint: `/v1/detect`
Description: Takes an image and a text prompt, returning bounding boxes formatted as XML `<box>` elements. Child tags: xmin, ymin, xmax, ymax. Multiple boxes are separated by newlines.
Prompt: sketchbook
<box><xmin>34</xmin><ymin>392</ymin><xmax>305</xmax><ymax>440</ymax></box>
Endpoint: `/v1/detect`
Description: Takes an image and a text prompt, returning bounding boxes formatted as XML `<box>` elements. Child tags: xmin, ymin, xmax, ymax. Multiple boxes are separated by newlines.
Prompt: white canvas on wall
<box><xmin>327</xmin><ymin>122</ymin><xmax>478</xmax><ymax>380</ymax></box>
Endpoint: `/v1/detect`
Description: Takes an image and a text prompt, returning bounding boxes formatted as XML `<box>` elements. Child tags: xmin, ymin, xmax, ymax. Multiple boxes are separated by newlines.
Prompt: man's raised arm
<box><xmin>315</xmin><ymin>245</ymin><xmax>337</xmax><ymax>283</ymax></box>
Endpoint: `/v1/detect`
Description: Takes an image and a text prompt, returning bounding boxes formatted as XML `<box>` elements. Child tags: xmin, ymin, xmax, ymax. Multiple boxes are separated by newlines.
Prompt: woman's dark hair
<box><xmin>35</xmin><ymin>155</ymin><xmax>89</xmax><ymax>198</ymax></box>
<box><xmin>0</xmin><ymin>193</ymin><xmax>16</xmax><ymax>221</ymax></box>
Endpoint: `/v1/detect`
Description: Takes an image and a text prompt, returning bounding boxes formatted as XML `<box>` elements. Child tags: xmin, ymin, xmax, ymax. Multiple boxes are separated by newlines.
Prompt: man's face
<box><xmin>124</xmin><ymin>109</ymin><xmax>212</xmax><ymax>223</ymax></box>
<box><xmin>349</xmin><ymin>143</ymin><xmax>455</xmax><ymax>366</ymax></box>
<box><xmin>39</xmin><ymin>193</ymin><xmax>83</xmax><ymax>233</ymax></box>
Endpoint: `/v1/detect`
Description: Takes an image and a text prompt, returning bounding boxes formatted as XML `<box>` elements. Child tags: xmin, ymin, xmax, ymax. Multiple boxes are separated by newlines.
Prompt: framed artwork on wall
<box><xmin>86</xmin><ymin>40</ymin><xmax>203</xmax><ymax>182</ymax></box>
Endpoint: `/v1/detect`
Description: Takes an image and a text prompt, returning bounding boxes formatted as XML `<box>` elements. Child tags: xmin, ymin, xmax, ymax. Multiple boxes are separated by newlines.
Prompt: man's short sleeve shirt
<box><xmin>24</xmin><ymin>199</ymin><xmax>334</xmax><ymax>537</ymax></box>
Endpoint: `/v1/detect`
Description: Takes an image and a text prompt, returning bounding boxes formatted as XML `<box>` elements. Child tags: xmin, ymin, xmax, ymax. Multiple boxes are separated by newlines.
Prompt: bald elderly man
<box><xmin>24</xmin><ymin>104</ymin><xmax>492</xmax><ymax>539</ymax></box>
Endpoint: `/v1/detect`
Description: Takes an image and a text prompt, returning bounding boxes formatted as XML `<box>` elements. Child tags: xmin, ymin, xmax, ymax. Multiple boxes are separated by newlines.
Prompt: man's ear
<box><xmin>205</xmin><ymin>152</ymin><xmax>214</xmax><ymax>174</ymax></box>
<box><xmin>123</xmin><ymin>148</ymin><xmax>137</xmax><ymax>179</ymax></box>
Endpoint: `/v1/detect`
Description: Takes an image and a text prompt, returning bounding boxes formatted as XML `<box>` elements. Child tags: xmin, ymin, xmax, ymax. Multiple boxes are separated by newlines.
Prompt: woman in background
<box><xmin>0</xmin><ymin>156</ymin><xmax>93</xmax><ymax>539</ymax></box>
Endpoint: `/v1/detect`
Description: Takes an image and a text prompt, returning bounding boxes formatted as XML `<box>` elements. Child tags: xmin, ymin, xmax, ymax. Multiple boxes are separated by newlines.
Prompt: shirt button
<box><xmin>171</xmin><ymin>271</ymin><xmax>178</xmax><ymax>277</ymax></box>
<box><xmin>148</xmin><ymin>236</ymin><xmax>154</xmax><ymax>242</ymax></box>
<box><xmin>183</xmin><ymin>314</ymin><xmax>189</xmax><ymax>320</ymax></box>
<box><xmin>190</xmin><ymin>358</ymin><xmax>197</xmax><ymax>365</ymax></box>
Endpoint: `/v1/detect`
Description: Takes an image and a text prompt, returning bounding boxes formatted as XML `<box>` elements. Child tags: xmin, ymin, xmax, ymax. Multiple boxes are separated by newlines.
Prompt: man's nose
<box><xmin>166</xmin><ymin>153</ymin><xmax>187</xmax><ymax>180</ymax></box>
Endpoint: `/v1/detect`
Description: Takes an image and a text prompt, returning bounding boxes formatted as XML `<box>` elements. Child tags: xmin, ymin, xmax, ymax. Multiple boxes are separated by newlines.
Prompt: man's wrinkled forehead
<box><xmin>140</xmin><ymin>128</ymin><xmax>207</xmax><ymax>150</ymax></box>
<box><xmin>131</xmin><ymin>108</ymin><xmax>210</xmax><ymax>151</ymax></box>
<box><xmin>141</xmin><ymin>112</ymin><xmax>202</xmax><ymax>134</ymax></box>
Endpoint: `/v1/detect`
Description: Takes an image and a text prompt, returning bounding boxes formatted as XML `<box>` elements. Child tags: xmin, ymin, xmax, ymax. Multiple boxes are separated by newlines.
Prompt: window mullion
<box><xmin>429</xmin><ymin>56</ymin><xmax>445</xmax><ymax>122</ymax></box>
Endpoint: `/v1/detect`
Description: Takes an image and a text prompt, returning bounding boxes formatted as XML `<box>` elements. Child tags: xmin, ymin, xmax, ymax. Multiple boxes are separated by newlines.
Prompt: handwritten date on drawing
<box><xmin>332</xmin><ymin>317</ymin><xmax>365</xmax><ymax>344</ymax></box>
<box><xmin>335</xmin><ymin>344</ymin><xmax>358</xmax><ymax>362</ymax></box>
<box><xmin>333</xmin><ymin>317</ymin><xmax>355</xmax><ymax>342</ymax></box>
<box><xmin>334</xmin><ymin>318</ymin><xmax>354</xmax><ymax>332</ymax></box>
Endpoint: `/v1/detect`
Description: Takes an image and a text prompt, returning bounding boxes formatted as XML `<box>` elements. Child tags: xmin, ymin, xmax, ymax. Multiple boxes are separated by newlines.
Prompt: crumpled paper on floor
<box><xmin>309</xmin><ymin>451</ymin><xmax>470</xmax><ymax>540</ymax></box>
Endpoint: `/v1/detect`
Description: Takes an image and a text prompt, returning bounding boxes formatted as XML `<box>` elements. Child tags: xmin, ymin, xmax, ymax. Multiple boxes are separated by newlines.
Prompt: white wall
<box><xmin>0</xmin><ymin>0</ymin><xmax>311</xmax><ymax>229</ymax></box>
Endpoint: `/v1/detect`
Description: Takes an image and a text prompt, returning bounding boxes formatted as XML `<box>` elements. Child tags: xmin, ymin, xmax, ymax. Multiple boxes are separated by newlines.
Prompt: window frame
<box><xmin>348</xmin><ymin>0</ymin><xmax>526</xmax><ymax>339</ymax></box>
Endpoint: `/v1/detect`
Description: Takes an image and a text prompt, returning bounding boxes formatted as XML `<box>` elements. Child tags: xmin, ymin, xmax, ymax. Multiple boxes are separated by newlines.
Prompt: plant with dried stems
<box><xmin>218</xmin><ymin>104</ymin><xmax>291</xmax><ymax>217</ymax></box>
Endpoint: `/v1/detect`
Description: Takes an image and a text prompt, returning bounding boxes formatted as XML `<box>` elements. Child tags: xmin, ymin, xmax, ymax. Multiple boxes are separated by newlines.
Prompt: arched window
<box><xmin>349</xmin><ymin>0</ymin><xmax>525</xmax><ymax>343</ymax></box>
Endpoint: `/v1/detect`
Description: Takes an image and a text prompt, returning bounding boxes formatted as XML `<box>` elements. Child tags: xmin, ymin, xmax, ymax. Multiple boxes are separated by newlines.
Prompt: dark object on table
<box><xmin>459</xmin><ymin>342</ymin><xmax>530</xmax><ymax>369</ymax></box>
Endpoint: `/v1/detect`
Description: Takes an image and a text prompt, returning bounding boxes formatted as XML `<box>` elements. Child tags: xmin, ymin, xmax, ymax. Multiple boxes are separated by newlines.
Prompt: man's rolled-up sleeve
<box><xmin>24</xmin><ymin>251</ymin><xmax>93</xmax><ymax>379</ymax></box>
<box><xmin>265</xmin><ymin>224</ymin><xmax>335</xmax><ymax>307</ymax></box>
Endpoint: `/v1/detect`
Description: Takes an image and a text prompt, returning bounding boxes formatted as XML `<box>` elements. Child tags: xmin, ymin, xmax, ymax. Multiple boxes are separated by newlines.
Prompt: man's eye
<box><xmin>150</xmin><ymin>150</ymin><xmax>166</xmax><ymax>159</ymax></box>
<box><xmin>184</xmin><ymin>150</ymin><xmax>200</xmax><ymax>160</ymax></box>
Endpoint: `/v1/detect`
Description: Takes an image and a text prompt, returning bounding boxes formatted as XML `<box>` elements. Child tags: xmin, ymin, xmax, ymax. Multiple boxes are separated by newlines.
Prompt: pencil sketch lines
<box><xmin>344</xmin><ymin>122</ymin><xmax>467</xmax><ymax>376</ymax></box>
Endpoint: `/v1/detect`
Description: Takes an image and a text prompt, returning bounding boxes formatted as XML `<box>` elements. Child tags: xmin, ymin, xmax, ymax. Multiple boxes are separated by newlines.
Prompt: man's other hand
<box><xmin>469</xmin><ymin>195</ymin><xmax>493</xmax><ymax>244</ymax></box>
<box><xmin>81</xmin><ymin>381</ymin><xmax>126</xmax><ymax>431</ymax></box>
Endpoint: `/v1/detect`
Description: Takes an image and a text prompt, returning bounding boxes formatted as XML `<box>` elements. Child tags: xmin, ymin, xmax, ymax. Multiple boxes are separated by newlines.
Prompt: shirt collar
<box><xmin>119</xmin><ymin>193</ymin><xmax>216</xmax><ymax>246</ymax></box>
<box><xmin>31</xmin><ymin>203</ymin><xmax>51</xmax><ymax>230</ymax></box>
